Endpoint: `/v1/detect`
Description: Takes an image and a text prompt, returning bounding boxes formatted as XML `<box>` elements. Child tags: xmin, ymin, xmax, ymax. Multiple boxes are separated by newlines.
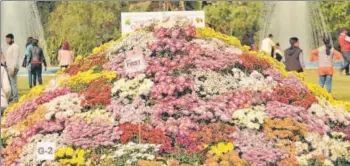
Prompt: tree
<box><xmin>320</xmin><ymin>1</ymin><xmax>350</xmax><ymax>50</ymax></box>
<box><xmin>46</xmin><ymin>2</ymin><xmax>129</xmax><ymax>64</ymax></box>
<box><xmin>36</xmin><ymin>1</ymin><xmax>57</xmax><ymax>28</ymax></box>
<box><xmin>320</xmin><ymin>1</ymin><xmax>350</xmax><ymax>32</ymax></box>
<box><xmin>204</xmin><ymin>2</ymin><xmax>262</xmax><ymax>39</ymax></box>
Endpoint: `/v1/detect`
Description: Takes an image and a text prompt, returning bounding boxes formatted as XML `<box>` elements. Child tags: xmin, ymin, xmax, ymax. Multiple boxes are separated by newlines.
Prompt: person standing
<box><xmin>1</xmin><ymin>48</ymin><xmax>6</xmax><ymax>66</ymax></box>
<box><xmin>241</xmin><ymin>28</ymin><xmax>255</xmax><ymax>51</ymax></box>
<box><xmin>339</xmin><ymin>29</ymin><xmax>350</xmax><ymax>75</ymax></box>
<box><xmin>261</xmin><ymin>34</ymin><xmax>276</xmax><ymax>57</ymax></box>
<box><xmin>1</xmin><ymin>62</ymin><xmax>12</xmax><ymax>114</ymax></box>
<box><xmin>274</xmin><ymin>43</ymin><xmax>283</xmax><ymax>62</ymax></box>
<box><xmin>5</xmin><ymin>33</ymin><xmax>20</xmax><ymax>102</ymax></box>
<box><xmin>58</xmin><ymin>41</ymin><xmax>74</xmax><ymax>68</ymax></box>
<box><xmin>1</xmin><ymin>63</ymin><xmax>12</xmax><ymax>115</ymax></box>
<box><xmin>23</xmin><ymin>37</ymin><xmax>34</xmax><ymax>88</ymax></box>
<box><xmin>282</xmin><ymin>37</ymin><xmax>305</xmax><ymax>73</ymax></box>
<box><xmin>27</xmin><ymin>39</ymin><xmax>47</xmax><ymax>86</ymax></box>
<box><xmin>310</xmin><ymin>37</ymin><xmax>343</xmax><ymax>93</ymax></box>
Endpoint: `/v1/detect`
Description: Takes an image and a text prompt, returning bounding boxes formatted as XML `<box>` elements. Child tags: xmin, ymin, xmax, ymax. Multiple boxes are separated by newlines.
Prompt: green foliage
<box><xmin>185</xmin><ymin>1</ymin><xmax>203</xmax><ymax>10</ymax></box>
<box><xmin>43</xmin><ymin>1</ymin><xmax>263</xmax><ymax>65</ymax></box>
<box><xmin>204</xmin><ymin>2</ymin><xmax>262</xmax><ymax>38</ymax></box>
<box><xmin>320</xmin><ymin>1</ymin><xmax>350</xmax><ymax>50</ymax></box>
<box><xmin>165</xmin><ymin>152</ymin><xmax>204</xmax><ymax>165</ymax></box>
<box><xmin>36</xmin><ymin>2</ymin><xmax>57</xmax><ymax>28</ymax></box>
<box><xmin>46</xmin><ymin>2</ymin><xmax>129</xmax><ymax>64</ymax></box>
<box><xmin>320</xmin><ymin>1</ymin><xmax>350</xmax><ymax>32</ymax></box>
<box><xmin>128</xmin><ymin>1</ymin><xmax>153</xmax><ymax>12</ymax></box>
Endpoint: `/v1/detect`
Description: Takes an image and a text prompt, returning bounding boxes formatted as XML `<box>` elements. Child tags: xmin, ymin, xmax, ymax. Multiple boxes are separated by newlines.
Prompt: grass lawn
<box><xmin>16</xmin><ymin>70</ymin><xmax>350</xmax><ymax>102</ymax></box>
<box><xmin>18</xmin><ymin>76</ymin><xmax>56</xmax><ymax>96</ymax></box>
<box><xmin>303</xmin><ymin>70</ymin><xmax>350</xmax><ymax>102</ymax></box>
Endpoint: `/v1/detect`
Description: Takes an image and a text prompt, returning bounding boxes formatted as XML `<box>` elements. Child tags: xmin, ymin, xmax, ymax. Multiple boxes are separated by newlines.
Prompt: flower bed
<box><xmin>1</xmin><ymin>16</ymin><xmax>350</xmax><ymax>166</ymax></box>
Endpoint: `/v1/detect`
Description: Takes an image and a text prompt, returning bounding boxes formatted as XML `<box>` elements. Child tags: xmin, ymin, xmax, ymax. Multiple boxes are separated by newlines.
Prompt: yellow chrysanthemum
<box><xmin>306</xmin><ymin>83</ymin><xmax>350</xmax><ymax>112</ymax></box>
<box><xmin>59</xmin><ymin>69</ymin><xmax>117</xmax><ymax>87</ymax></box>
<box><xmin>209</xmin><ymin>142</ymin><xmax>234</xmax><ymax>156</ymax></box>
<box><xmin>210</xmin><ymin>145</ymin><xmax>220</xmax><ymax>156</ymax></box>
<box><xmin>73</xmin><ymin>55</ymin><xmax>83</xmax><ymax>65</ymax></box>
<box><xmin>77</xmin><ymin>156</ymin><xmax>85</xmax><ymax>165</ymax></box>
<box><xmin>196</xmin><ymin>27</ymin><xmax>242</xmax><ymax>48</ymax></box>
<box><xmin>2</xmin><ymin>85</ymin><xmax>46</xmax><ymax>116</ymax></box>
<box><xmin>91</xmin><ymin>34</ymin><xmax>128</xmax><ymax>55</ymax></box>
<box><xmin>56</xmin><ymin>147</ymin><xmax>90</xmax><ymax>165</ymax></box>
<box><xmin>65</xmin><ymin>147</ymin><xmax>74</xmax><ymax>156</ymax></box>
<box><xmin>59</xmin><ymin>159</ymin><xmax>70</xmax><ymax>164</ymax></box>
<box><xmin>55</xmin><ymin>148</ymin><xmax>66</xmax><ymax>158</ymax></box>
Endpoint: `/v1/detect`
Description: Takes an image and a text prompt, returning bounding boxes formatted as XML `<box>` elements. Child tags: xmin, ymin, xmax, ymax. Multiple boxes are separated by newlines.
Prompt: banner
<box><xmin>121</xmin><ymin>11</ymin><xmax>205</xmax><ymax>34</ymax></box>
<box><xmin>124</xmin><ymin>48</ymin><xmax>147</xmax><ymax>74</ymax></box>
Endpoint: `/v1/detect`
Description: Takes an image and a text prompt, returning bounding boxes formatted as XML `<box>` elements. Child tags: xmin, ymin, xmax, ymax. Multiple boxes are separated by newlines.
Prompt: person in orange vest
<box><xmin>339</xmin><ymin>29</ymin><xmax>350</xmax><ymax>75</ymax></box>
<box><xmin>310</xmin><ymin>36</ymin><xmax>343</xmax><ymax>93</ymax></box>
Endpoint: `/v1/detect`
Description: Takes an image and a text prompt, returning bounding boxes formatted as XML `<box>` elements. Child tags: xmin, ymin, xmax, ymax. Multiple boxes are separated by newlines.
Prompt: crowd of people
<box><xmin>1</xmin><ymin>33</ymin><xmax>74</xmax><ymax>114</ymax></box>
<box><xmin>243</xmin><ymin>28</ymin><xmax>350</xmax><ymax>94</ymax></box>
<box><xmin>0</xmin><ymin>29</ymin><xmax>349</xmax><ymax>113</ymax></box>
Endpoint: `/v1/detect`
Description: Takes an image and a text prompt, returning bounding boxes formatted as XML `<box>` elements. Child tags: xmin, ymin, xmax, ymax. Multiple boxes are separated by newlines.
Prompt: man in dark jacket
<box><xmin>27</xmin><ymin>39</ymin><xmax>47</xmax><ymax>87</ymax></box>
<box><xmin>241</xmin><ymin>28</ymin><xmax>255</xmax><ymax>51</ymax></box>
<box><xmin>282</xmin><ymin>37</ymin><xmax>305</xmax><ymax>73</ymax></box>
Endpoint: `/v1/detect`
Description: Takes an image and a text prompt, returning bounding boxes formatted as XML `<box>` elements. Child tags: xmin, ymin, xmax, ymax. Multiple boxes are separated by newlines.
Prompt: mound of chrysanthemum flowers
<box><xmin>1</xmin><ymin>16</ymin><xmax>350</xmax><ymax>166</ymax></box>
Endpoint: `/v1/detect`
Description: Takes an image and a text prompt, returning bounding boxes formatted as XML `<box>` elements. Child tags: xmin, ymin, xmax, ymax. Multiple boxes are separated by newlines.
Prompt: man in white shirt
<box><xmin>5</xmin><ymin>33</ymin><xmax>20</xmax><ymax>102</ymax></box>
<box><xmin>261</xmin><ymin>34</ymin><xmax>276</xmax><ymax>57</ymax></box>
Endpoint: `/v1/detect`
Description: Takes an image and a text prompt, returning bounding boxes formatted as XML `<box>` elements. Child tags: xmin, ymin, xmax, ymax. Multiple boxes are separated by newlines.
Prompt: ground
<box><xmin>17</xmin><ymin>70</ymin><xmax>350</xmax><ymax>102</ymax></box>
<box><xmin>18</xmin><ymin>76</ymin><xmax>55</xmax><ymax>96</ymax></box>
<box><xmin>304</xmin><ymin>70</ymin><xmax>350</xmax><ymax>101</ymax></box>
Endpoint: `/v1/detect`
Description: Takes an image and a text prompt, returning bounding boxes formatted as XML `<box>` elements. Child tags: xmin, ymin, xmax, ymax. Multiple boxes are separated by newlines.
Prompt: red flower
<box><xmin>118</xmin><ymin>124</ymin><xmax>173</xmax><ymax>151</ymax></box>
<box><xmin>79</xmin><ymin>78</ymin><xmax>112</xmax><ymax>107</ymax></box>
<box><xmin>66</xmin><ymin>53</ymin><xmax>107</xmax><ymax>75</ymax></box>
<box><xmin>240</xmin><ymin>54</ymin><xmax>271</xmax><ymax>72</ymax></box>
<box><xmin>271</xmin><ymin>86</ymin><xmax>317</xmax><ymax>108</ymax></box>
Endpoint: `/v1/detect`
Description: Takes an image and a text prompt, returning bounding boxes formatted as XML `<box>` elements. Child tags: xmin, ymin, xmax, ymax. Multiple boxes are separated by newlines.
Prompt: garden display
<box><xmin>1</xmin><ymin>16</ymin><xmax>350</xmax><ymax>166</ymax></box>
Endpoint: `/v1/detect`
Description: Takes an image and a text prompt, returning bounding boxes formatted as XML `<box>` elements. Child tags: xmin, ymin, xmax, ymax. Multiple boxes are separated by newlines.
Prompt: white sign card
<box><xmin>36</xmin><ymin>141</ymin><xmax>56</xmax><ymax>161</ymax></box>
<box><xmin>121</xmin><ymin>11</ymin><xmax>205</xmax><ymax>34</ymax></box>
<box><xmin>124</xmin><ymin>48</ymin><xmax>147</xmax><ymax>73</ymax></box>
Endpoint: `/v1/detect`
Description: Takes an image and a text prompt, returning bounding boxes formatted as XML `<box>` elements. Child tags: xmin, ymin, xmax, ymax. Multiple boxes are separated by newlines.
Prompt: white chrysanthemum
<box><xmin>232</xmin><ymin>106</ymin><xmax>267</xmax><ymax>130</ymax></box>
<box><xmin>308</xmin><ymin>100</ymin><xmax>350</xmax><ymax>126</ymax></box>
<box><xmin>304</xmin><ymin>133</ymin><xmax>350</xmax><ymax>162</ymax></box>
<box><xmin>18</xmin><ymin>134</ymin><xmax>64</xmax><ymax>165</ymax></box>
<box><xmin>191</xmin><ymin>69</ymin><xmax>239</xmax><ymax>98</ymax></box>
<box><xmin>112</xmin><ymin>142</ymin><xmax>160</xmax><ymax>164</ymax></box>
<box><xmin>44</xmin><ymin>93</ymin><xmax>84</xmax><ymax>120</ymax></box>
<box><xmin>297</xmin><ymin>155</ymin><xmax>310</xmax><ymax>166</ymax></box>
<box><xmin>112</xmin><ymin>74</ymin><xmax>154</xmax><ymax>99</ymax></box>
<box><xmin>108</xmin><ymin>31</ymin><xmax>156</xmax><ymax>59</ymax></box>
<box><xmin>74</xmin><ymin>109</ymin><xmax>114</xmax><ymax>123</ymax></box>
<box><xmin>295</xmin><ymin>141</ymin><xmax>309</xmax><ymax>154</ymax></box>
